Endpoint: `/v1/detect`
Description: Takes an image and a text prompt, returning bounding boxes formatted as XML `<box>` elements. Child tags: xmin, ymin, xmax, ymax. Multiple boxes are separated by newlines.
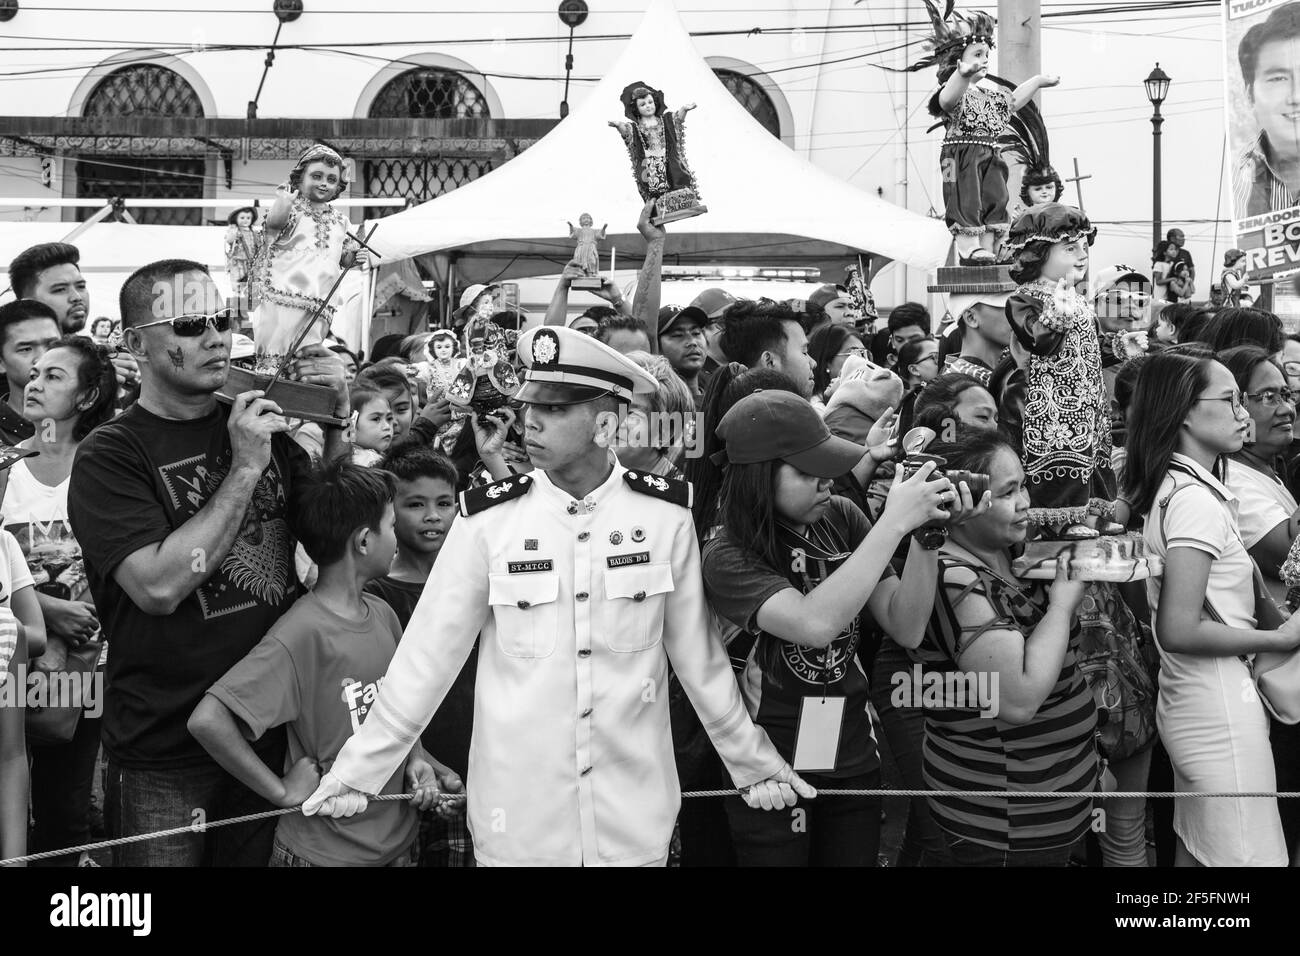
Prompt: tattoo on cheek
<box><xmin>167</xmin><ymin>347</ymin><xmax>185</xmax><ymax>370</ymax></box>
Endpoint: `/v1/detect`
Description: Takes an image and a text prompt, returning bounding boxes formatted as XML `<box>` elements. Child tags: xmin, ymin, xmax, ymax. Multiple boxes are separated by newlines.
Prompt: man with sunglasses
<box><xmin>68</xmin><ymin>258</ymin><xmax>351</xmax><ymax>867</ymax></box>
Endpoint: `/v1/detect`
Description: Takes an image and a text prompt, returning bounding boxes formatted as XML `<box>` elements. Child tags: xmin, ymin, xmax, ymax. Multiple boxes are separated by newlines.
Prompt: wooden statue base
<box><xmin>652</xmin><ymin>204</ymin><xmax>708</xmax><ymax>226</ymax></box>
<box><xmin>1011</xmin><ymin>533</ymin><xmax>1163</xmax><ymax>583</ymax></box>
<box><xmin>927</xmin><ymin>264</ymin><xmax>1017</xmax><ymax>295</ymax></box>
<box><xmin>570</xmin><ymin>277</ymin><xmax>603</xmax><ymax>290</ymax></box>
<box><xmin>217</xmin><ymin>364</ymin><xmax>347</xmax><ymax>427</ymax></box>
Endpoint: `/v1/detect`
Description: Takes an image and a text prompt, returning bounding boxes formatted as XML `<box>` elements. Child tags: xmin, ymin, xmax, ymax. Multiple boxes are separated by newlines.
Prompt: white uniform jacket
<box><xmin>328</xmin><ymin>462</ymin><xmax>785</xmax><ymax>866</ymax></box>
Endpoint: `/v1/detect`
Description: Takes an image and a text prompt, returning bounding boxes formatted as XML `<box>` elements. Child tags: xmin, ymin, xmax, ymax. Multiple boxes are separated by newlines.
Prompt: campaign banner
<box><xmin>1223</xmin><ymin>0</ymin><xmax>1300</xmax><ymax>282</ymax></box>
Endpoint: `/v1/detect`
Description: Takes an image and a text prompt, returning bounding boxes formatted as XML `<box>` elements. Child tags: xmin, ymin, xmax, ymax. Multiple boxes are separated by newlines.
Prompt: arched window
<box><xmin>714</xmin><ymin>68</ymin><xmax>781</xmax><ymax>138</ymax></box>
<box><xmin>367</xmin><ymin>68</ymin><xmax>491</xmax><ymax>120</ymax></box>
<box><xmin>365</xmin><ymin>68</ymin><xmax>493</xmax><ymax>217</ymax></box>
<box><xmin>78</xmin><ymin>65</ymin><xmax>205</xmax><ymax>225</ymax></box>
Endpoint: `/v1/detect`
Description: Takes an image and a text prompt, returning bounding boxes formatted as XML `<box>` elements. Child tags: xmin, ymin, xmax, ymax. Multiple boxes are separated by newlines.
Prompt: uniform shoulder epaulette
<box><xmin>622</xmin><ymin>470</ymin><xmax>692</xmax><ymax>508</ymax></box>
<box><xmin>459</xmin><ymin>473</ymin><xmax>534</xmax><ymax>517</ymax></box>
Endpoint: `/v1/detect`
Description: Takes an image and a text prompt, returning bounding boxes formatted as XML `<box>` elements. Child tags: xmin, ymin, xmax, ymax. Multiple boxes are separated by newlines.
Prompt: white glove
<box><xmin>741</xmin><ymin>763</ymin><xmax>818</xmax><ymax>811</ymax></box>
<box><xmin>301</xmin><ymin>772</ymin><xmax>369</xmax><ymax>818</ymax></box>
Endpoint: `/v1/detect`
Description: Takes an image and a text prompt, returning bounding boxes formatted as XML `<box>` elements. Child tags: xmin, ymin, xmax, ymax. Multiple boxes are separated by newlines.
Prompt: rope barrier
<box><xmin>7</xmin><ymin>787</ymin><xmax>1300</xmax><ymax>867</ymax></box>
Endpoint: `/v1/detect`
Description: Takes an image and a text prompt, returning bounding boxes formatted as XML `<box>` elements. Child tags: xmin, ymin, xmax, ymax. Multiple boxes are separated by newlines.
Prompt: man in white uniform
<box><xmin>305</xmin><ymin>325</ymin><xmax>813</xmax><ymax>865</ymax></box>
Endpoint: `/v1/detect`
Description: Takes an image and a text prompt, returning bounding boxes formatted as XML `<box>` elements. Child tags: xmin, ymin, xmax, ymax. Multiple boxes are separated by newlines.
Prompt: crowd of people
<box><xmin>0</xmin><ymin>215</ymin><xmax>1298</xmax><ymax>869</ymax></box>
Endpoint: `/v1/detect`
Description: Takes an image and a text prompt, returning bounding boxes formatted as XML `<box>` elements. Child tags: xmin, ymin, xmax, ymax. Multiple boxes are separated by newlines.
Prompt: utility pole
<box><xmin>997</xmin><ymin>0</ymin><xmax>1041</xmax><ymax>92</ymax></box>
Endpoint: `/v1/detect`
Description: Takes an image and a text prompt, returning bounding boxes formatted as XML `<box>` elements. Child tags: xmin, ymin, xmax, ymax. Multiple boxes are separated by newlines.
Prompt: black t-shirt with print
<box><xmin>364</xmin><ymin>574</ymin><xmax>478</xmax><ymax>778</ymax></box>
<box><xmin>69</xmin><ymin>401</ymin><xmax>310</xmax><ymax>768</ymax></box>
<box><xmin>702</xmin><ymin>497</ymin><xmax>884</xmax><ymax>778</ymax></box>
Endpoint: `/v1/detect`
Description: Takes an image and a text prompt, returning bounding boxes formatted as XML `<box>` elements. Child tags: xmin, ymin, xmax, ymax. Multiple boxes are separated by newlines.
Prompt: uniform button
<box><xmin>578</xmin><ymin>648</ymin><xmax>591</xmax><ymax>658</ymax></box>
<box><xmin>581</xmin><ymin>708</ymin><xmax>593</xmax><ymax>718</ymax></box>
<box><xmin>633</xmin><ymin>591</ymin><xmax>646</xmax><ymax>602</ymax></box>
<box><xmin>578</xmin><ymin>531</ymin><xmax>590</xmax><ymax>542</ymax></box>
<box><xmin>576</xmin><ymin>591</ymin><xmax>589</xmax><ymax>601</ymax></box>
<box><xmin>567</xmin><ymin>502</ymin><xmax>578</xmax><ymax>515</ymax></box>
<box><xmin>580</xmin><ymin>766</ymin><xmax>593</xmax><ymax>776</ymax></box>
<box><xmin>517</xmin><ymin>600</ymin><xmax>531</xmax><ymax>609</ymax></box>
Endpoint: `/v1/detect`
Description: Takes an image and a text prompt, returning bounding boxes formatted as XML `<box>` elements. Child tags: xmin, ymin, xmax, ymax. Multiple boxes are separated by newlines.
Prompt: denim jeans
<box><xmin>29</xmin><ymin>714</ymin><xmax>101</xmax><ymax>866</ymax></box>
<box><xmin>945</xmin><ymin>834</ymin><xmax>1075</xmax><ymax>867</ymax></box>
<box><xmin>870</xmin><ymin>641</ymin><xmax>953</xmax><ymax>866</ymax></box>
<box><xmin>270</xmin><ymin>837</ymin><xmax>417</xmax><ymax>868</ymax></box>
<box><xmin>725</xmin><ymin>770</ymin><xmax>881</xmax><ymax>867</ymax></box>
<box><xmin>105</xmin><ymin>741</ymin><xmax>284</xmax><ymax>867</ymax></box>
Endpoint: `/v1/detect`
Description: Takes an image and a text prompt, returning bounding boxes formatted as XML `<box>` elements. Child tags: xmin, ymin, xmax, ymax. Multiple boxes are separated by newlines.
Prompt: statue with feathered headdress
<box><xmin>891</xmin><ymin>1</ymin><xmax>1061</xmax><ymax>265</ymax></box>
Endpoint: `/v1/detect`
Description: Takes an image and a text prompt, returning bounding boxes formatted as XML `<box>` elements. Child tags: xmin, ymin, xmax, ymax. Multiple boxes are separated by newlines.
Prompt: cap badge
<box><xmin>532</xmin><ymin>329</ymin><xmax>559</xmax><ymax>366</ymax></box>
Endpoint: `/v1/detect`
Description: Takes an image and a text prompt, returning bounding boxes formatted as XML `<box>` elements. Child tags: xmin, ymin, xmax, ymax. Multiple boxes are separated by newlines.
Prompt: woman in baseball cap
<box><xmin>701</xmin><ymin>389</ymin><xmax>979</xmax><ymax>866</ymax></box>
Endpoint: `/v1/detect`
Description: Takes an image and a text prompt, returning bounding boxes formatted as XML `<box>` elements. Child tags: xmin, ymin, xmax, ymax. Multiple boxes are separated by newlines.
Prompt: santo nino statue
<box><xmin>609</xmin><ymin>81</ymin><xmax>707</xmax><ymax>225</ymax></box>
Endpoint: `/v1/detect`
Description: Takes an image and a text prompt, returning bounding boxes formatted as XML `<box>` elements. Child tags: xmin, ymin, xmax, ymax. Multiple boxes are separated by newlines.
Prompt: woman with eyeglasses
<box><xmin>1218</xmin><ymin>345</ymin><xmax>1300</xmax><ymax>862</ymax></box>
<box><xmin>808</xmin><ymin>325</ymin><xmax>868</xmax><ymax>406</ymax></box>
<box><xmin>1126</xmin><ymin>351</ymin><xmax>1300</xmax><ymax>867</ymax></box>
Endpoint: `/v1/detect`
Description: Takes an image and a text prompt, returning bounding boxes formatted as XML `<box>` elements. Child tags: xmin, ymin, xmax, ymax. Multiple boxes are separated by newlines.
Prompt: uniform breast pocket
<box><xmin>600</xmin><ymin>562</ymin><xmax>675</xmax><ymax>653</ymax></box>
<box><xmin>488</xmin><ymin>573</ymin><xmax>560</xmax><ymax>660</ymax></box>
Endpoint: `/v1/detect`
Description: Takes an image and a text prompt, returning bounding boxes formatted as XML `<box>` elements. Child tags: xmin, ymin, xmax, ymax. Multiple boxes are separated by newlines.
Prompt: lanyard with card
<box><xmin>792</xmin><ymin>695</ymin><xmax>845</xmax><ymax>772</ymax></box>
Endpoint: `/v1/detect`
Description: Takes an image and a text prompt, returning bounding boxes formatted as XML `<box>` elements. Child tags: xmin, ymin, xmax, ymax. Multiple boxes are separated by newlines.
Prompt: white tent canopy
<box><xmin>366</xmin><ymin>0</ymin><xmax>951</xmax><ymax>286</ymax></box>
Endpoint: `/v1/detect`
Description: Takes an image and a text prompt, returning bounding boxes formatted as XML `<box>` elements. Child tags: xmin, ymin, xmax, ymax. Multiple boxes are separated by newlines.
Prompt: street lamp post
<box><xmin>1144</xmin><ymin>64</ymin><xmax>1171</xmax><ymax>254</ymax></box>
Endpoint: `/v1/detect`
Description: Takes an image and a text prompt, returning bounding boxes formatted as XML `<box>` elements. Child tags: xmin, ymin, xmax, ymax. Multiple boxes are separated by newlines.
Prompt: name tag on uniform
<box><xmin>606</xmin><ymin>551</ymin><xmax>650</xmax><ymax>568</ymax></box>
<box><xmin>507</xmin><ymin>560</ymin><xmax>553</xmax><ymax>574</ymax></box>
<box><xmin>792</xmin><ymin>696</ymin><xmax>845</xmax><ymax>772</ymax></box>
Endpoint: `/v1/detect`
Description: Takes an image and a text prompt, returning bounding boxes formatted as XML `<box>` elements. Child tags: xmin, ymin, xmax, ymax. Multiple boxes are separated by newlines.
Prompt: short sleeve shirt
<box><xmin>1144</xmin><ymin>454</ymin><xmax>1257</xmax><ymax>656</ymax></box>
<box><xmin>702</xmin><ymin>496</ymin><xmax>884</xmax><ymax>777</ymax></box>
<box><xmin>208</xmin><ymin>592</ymin><xmax>417</xmax><ymax>866</ymax></box>
<box><xmin>1225</xmin><ymin>461</ymin><xmax>1296</xmax><ymax>605</ymax></box>
<box><xmin>68</xmin><ymin>401</ymin><xmax>311</xmax><ymax>767</ymax></box>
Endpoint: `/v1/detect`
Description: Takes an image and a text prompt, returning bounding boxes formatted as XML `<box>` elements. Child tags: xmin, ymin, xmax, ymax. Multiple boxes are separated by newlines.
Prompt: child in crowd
<box><xmin>348</xmin><ymin>383</ymin><xmax>393</xmax><ymax>467</ymax></box>
<box><xmin>357</xmin><ymin>363</ymin><xmax>417</xmax><ymax>443</ymax></box>
<box><xmin>365</xmin><ymin>443</ymin><xmax>473</xmax><ymax>866</ymax></box>
<box><xmin>188</xmin><ymin>462</ymin><xmax>442</xmax><ymax>867</ymax></box>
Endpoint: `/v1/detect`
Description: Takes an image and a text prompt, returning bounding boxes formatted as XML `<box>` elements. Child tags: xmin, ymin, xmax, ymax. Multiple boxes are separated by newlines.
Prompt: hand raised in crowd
<box><xmin>419</xmin><ymin>389</ymin><xmax>454</xmax><ymax>431</ymax></box>
<box><xmin>944</xmin><ymin>478</ymin><xmax>994</xmax><ymax>526</ymax></box>
<box><xmin>637</xmin><ymin>198</ymin><xmax>666</xmax><ymax>243</ymax></box>
<box><xmin>276</xmin><ymin>757</ymin><xmax>323</xmax><ymax>810</ymax></box>
<box><xmin>592</xmin><ymin>277</ymin><xmax>629</xmax><ymax>311</ymax></box>
<box><xmin>43</xmin><ymin>597</ymin><xmax>99</xmax><ymax>646</ymax></box>
<box><xmin>302</xmin><ymin>772</ymin><xmax>368</xmax><ymax>818</ymax></box>
<box><xmin>109</xmin><ymin>349</ymin><xmax>141</xmax><ymax>391</ymax></box>
<box><xmin>471</xmin><ymin>406</ymin><xmax>517</xmax><ymax>460</ymax></box>
<box><xmin>286</xmin><ymin>342</ymin><xmax>349</xmax><ymax>414</ymax></box>
<box><xmin>865</xmin><ymin>408</ymin><xmax>901</xmax><ymax>464</ymax></box>
<box><xmin>1047</xmin><ymin>553</ymin><xmax>1087</xmax><ymax>618</ymax></box>
<box><xmin>227</xmin><ymin>390</ymin><xmax>290</xmax><ymax>476</ymax></box>
<box><xmin>882</xmin><ymin>458</ymin><xmax>955</xmax><ymax>534</ymax></box>
<box><xmin>742</xmin><ymin>763</ymin><xmax>817</xmax><ymax>811</ymax></box>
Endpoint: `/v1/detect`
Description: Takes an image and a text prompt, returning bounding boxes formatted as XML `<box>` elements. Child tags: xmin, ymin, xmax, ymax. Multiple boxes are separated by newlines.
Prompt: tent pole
<box><xmin>446</xmin><ymin>257</ymin><xmax>457</xmax><ymax>328</ymax></box>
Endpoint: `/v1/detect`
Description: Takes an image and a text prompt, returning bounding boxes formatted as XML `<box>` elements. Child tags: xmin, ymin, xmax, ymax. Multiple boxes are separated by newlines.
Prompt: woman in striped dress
<box><xmin>918</xmin><ymin>427</ymin><xmax>1098</xmax><ymax>865</ymax></box>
